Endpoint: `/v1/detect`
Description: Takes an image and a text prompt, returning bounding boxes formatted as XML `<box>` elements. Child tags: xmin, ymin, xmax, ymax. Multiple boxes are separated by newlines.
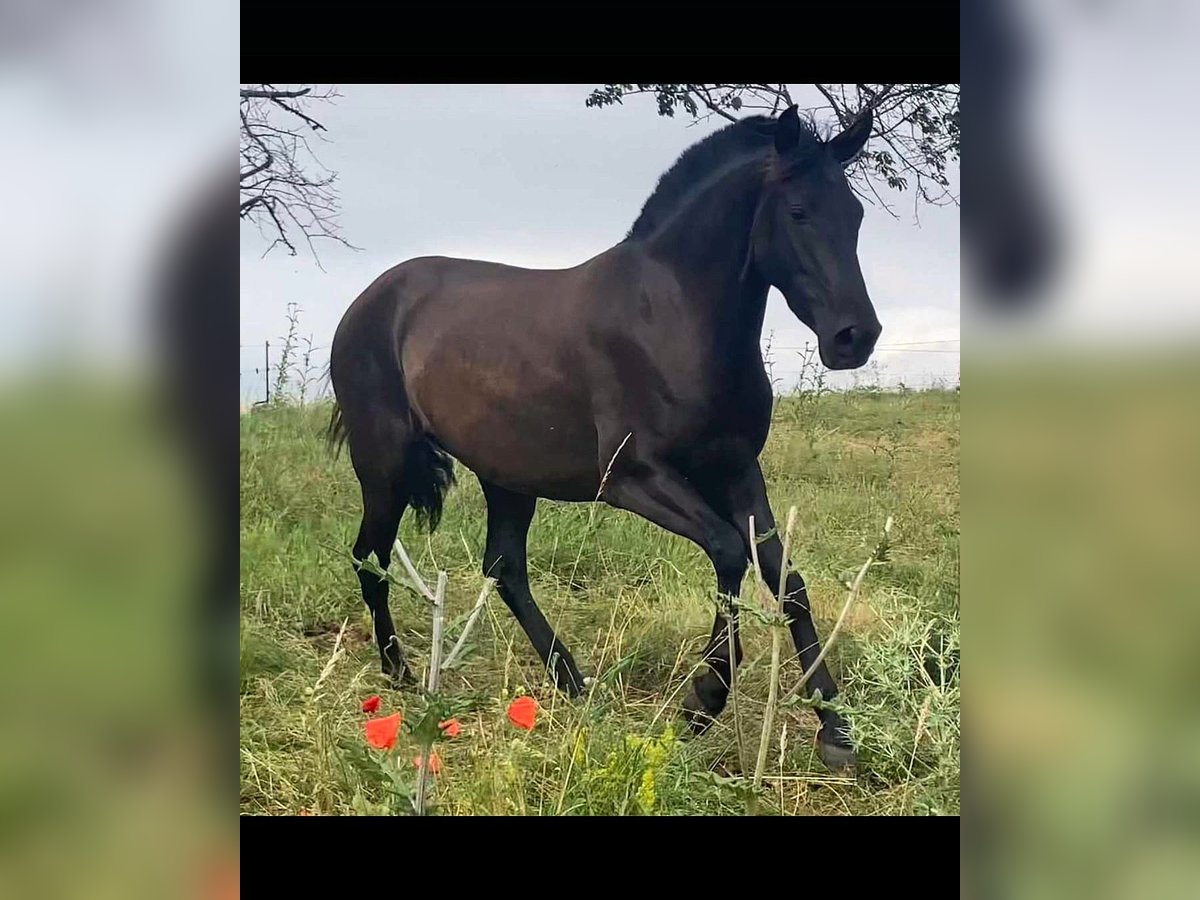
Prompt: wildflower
<box><xmin>365</xmin><ymin>712</ymin><xmax>402</xmax><ymax>750</ymax></box>
<box><xmin>413</xmin><ymin>751</ymin><xmax>442</xmax><ymax>774</ymax></box>
<box><xmin>507</xmin><ymin>696</ymin><xmax>538</xmax><ymax>730</ymax></box>
<box><xmin>361</xmin><ymin>694</ymin><xmax>382</xmax><ymax>714</ymax></box>
<box><xmin>439</xmin><ymin>718</ymin><xmax>461</xmax><ymax>738</ymax></box>
<box><xmin>636</xmin><ymin>728</ymin><xmax>675</xmax><ymax>813</ymax></box>
<box><xmin>638</xmin><ymin>769</ymin><xmax>657</xmax><ymax>811</ymax></box>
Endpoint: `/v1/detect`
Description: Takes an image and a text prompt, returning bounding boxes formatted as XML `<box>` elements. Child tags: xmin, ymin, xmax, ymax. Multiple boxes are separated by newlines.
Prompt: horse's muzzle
<box><xmin>820</xmin><ymin>319</ymin><xmax>881</xmax><ymax>370</ymax></box>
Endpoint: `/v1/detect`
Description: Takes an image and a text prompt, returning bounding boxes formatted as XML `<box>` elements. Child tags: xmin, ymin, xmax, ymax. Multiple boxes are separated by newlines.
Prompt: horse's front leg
<box><xmin>601</xmin><ymin>458</ymin><xmax>748</xmax><ymax>732</ymax></box>
<box><xmin>722</xmin><ymin>462</ymin><xmax>857</xmax><ymax>772</ymax></box>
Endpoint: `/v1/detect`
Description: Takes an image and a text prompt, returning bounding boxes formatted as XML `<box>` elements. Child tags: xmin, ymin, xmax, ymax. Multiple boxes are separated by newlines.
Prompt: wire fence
<box><xmin>240</xmin><ymin>337</ymin><xmax>959</xmax><ymax>410</ymax></box>
<box><xmin>240</xmin><ymin>341</ymin><xmax>332</xmax><ymax>409</ymax></box>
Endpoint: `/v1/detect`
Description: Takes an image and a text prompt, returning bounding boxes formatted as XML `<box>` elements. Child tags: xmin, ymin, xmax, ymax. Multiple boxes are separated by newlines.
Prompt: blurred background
<box><xmin>963</xmin><ymin>0</ymin><xmax>1200</xmax><ymax>897</ymax></box>
<box><xmin>0</xmin><ymin>0</ymin><xmax>1196</xmax><ymax>888</ymax></box>
<box><xmin>0</xmin><ymin>0</ymin><xmax>236</xmax><ymax>895</ymax></box>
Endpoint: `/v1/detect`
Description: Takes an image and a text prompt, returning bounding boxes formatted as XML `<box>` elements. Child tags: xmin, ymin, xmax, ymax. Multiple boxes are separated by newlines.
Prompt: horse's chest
<box><xmin>669</xmin><ymin>381</ymin><xmax>772</xmax><ymax>469</ymax></box>
<box><xmin>707</xmin><ymin>375</ymin><xmax>772</xmax><ymax>440</ymax></box>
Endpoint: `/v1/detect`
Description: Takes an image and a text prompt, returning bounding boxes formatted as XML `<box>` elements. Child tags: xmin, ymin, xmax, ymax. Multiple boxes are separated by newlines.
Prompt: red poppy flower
<box><xmin>361</xmin><ymin>694</ymin><xmax>382</xmax><ymax>715</ymax></box>
<box><xmin>507</xmin><ymin>696</ymin><xmax>538</xmax><ymax>730</ymax></box>
<box><xmin>365</xmin><ymin>712</ymin><xmax>402</xmax><ymax>750</ymax></box>
<box><xmin>438</xmin><ymin>718</ymin><xmax>461</xmax><ymax>738</ymax></box>
<box><xmin>412</xmin><ymin>750</ymin><xmax>442</xmax><ymax>775</ymax></box>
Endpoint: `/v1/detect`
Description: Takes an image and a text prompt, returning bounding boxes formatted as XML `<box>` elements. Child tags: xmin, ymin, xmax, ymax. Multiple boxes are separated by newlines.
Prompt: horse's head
<box><xmin>749</xmin><ymin>105</ymin><xmax>881</xmax><ymax>370</ymax></box>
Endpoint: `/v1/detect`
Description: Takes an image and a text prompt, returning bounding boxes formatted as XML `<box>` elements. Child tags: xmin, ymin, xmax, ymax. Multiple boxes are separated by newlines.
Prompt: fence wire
<box><xmin>240</xmin><ymin>338</ymin><xmax>958</xmax><ymax>410</ymax></box>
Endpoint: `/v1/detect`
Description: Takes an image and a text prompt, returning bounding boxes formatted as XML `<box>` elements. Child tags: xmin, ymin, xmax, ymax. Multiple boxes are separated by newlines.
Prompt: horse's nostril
<box><xmin>834</xmin><ymin>326</ymin><xmax>857</xmax><ymax>349</ymax></box>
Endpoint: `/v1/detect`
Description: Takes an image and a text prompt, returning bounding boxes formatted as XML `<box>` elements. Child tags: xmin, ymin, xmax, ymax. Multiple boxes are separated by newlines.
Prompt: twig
<box><xmin>747</xmin><ymin>514</ymin><xmax>772</xmax><ymax>612</ymax></box>
<box><xmin>781</xmin><ymin>516</ymin><xmax>893</xmax><ymax>707</ymax></box>
<box><xmin>686</xmin><ymin>84</ymin><xmax>739</xmax><ymax>122</ymax></box>
<box><xmin>778</xmin><ymin>722</ymin><xmax>788</xmax><ymax>814</ymax></box>
<box><xmin>777</xmin><ymin>506</ymin><xmax>796</xmax><ymax>605</ymax></box>
<box><xmin>902</xmin><ymin>694</ymin><xmax>933</xmax><ymax>814</ymax></box>
<box><xmin>311</xmin><ymin>617</ymin><xmax>348</xmax><ymax>695</ymax></box>
<box><xmin>429</xmin><ymin>571</ymin><xmax>448</xmax><ymax>691</ymax></box>
<box><xmin>571</xmin><ymin>429</ymin><xmax>632</xmax><ymax>590</ymax></box>
<box><xmin>414</xmin><ymin>571</ymin><xmax>447</xmax><ymax>816</ymax></box>
<box><xmin>727</xmin><ymin>601</ymin><xmax>747</xmax><ymax>776</ymax></box>
<box><xmin>594</xmin><ymin>432</ymin><xmax>633</xmax><ymax>501</ymax></box>
<box><xmin>814</xmin><ymin>84</ymin><xmax>847</xmax><ymax>126</ymax></box>
<box><xmin>442</xmin><ymin>577</ymin><xmax>496</xmax><ymax>670</ymax></box>
<box><xmin>393</xmin><ymin>537</ymin><xmax>437</xmax><ymax>603</ymax></box>
<box><xmin>753</xmin><ymin>507</ymin><xmax>796</xmax><ymax>794</ymax></box>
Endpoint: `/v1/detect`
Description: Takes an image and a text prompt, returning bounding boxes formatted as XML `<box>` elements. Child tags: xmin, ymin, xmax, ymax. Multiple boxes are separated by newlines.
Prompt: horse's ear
<box><xmin>774</xmin><ymin>105</ymin><xmax>802</xmax><ymax>154</ymax></box>
<box><xmin>827</xmin><ymin>109</ymin><xmax>873</xmax><ymax>166</ymax></box>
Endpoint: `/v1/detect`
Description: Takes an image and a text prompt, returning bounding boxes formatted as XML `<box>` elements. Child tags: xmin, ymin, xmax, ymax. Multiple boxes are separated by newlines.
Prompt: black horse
<box><xmin>329</xmin><ymin>105</ymin><xmax>881</xmax><ymax>770</ymax></box>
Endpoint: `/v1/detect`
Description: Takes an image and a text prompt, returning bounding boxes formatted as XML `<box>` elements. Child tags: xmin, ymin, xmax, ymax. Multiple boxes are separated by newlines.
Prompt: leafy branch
<box><xmin>586</xmin><ymin>83</ymin><xmax>958</xmax><ymax>222</ymax></box>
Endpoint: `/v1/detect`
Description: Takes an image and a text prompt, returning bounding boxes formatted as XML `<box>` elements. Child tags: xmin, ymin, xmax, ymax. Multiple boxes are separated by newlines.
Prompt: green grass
<box><xmin>240</xmin><ymin>389</ymin><xmax>959</xmax><ymax>816</ymax></box>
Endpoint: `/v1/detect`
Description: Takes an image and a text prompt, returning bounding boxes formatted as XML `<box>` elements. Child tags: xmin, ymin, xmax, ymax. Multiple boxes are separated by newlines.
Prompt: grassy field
<box><xmin>240</xmin><ymin>388</ymin><xmax>959</xmax><ymax>816</ymax></box>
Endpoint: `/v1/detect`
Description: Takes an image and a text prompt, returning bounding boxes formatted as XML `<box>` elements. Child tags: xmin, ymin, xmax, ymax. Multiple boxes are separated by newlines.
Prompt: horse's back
<box><xmin>331</xmin><ymin>246</ymin><xmax>674</xmax><ymax>500</ymax></box>
<box><xmin>371</xmin><ymin>255</ymin><xmax>604</xmax><ymax>498</ymax></box>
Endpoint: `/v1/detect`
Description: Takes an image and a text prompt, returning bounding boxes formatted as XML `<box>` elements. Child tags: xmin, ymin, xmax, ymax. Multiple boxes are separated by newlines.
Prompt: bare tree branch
<box><xmin>239</xmin><ymin>83</ymin><xmax>358</xmax><ymax>265</ymax></box>
<box><xmin>268</xmin><ymin>96</ymin><xmax>327</xmax><ymax>133</ymax></box>
<box><xmin>687</xmin><ymin>84</ymin><xmax>739</xmax><ymax>122</ymax></box>
<box><xmin>814</xmin><ymin>84</ymin><xmax>846</xmax><ymax>126</ymax></box>
<box><xmin>239</xmin><ymin>88</ymin><xmax>312</xmax><ymax>99</ymax></box>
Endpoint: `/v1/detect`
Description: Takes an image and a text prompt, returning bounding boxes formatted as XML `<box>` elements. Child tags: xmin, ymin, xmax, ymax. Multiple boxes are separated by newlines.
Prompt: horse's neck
<box><xmin>647</xmin><ymin>160</ymin><xmax>770</xmax><ymax>350</ymax></box>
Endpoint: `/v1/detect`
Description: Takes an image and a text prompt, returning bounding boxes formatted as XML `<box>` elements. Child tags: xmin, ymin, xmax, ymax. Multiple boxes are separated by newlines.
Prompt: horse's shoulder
<box><xmin>597</xmin><ymin>243</ymin><xmax>682</xmax><ymax>298</ymax></box>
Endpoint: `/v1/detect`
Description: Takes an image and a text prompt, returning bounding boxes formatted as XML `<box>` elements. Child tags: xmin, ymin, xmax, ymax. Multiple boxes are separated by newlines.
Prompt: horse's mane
<box><xmin>625</xmin><ymin>113</ymin><xmax>822</xmax><ymax>240</ymax></box>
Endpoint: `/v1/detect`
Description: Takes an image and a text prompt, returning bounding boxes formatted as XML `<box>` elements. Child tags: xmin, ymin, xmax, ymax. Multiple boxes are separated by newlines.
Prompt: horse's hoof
<box><xmin>381</xmin><ymin>636</ymin><xmax>413</xmax><ymax>686</ymax></box>
<box><xmin>546</xmin><ymin>648</ymin><xmax>586</xmax><ymax>698</ymax></box>
<box><xmin>550</xmin><ymin>666</ymin><xmax>585</xmax><ymax>698</ymax></box>
<box><xmin>681</xmin><ymin>690</ymin><xmax>716</xmax><ymax>735</ymax></box>
<box><xmin>381</xmin><ymin>658</ymin><xmax>414</xmax><ymax>687</ymax></box>
<box><xmin>382</xmin><ymin>667</ymin><xmax>403</xmax><ymax>687</ymax></box>
<box><xmin>817</xmin><ymin>737</ymin><xmax>858</xmax><ymax>772</ymax></box>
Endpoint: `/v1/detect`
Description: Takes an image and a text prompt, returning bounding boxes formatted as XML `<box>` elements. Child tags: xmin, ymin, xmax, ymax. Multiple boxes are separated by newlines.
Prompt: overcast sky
<box><xmin>240</xmin><ymin>84</ymin><xmax>960</xmax><ymax>403</ymax></box>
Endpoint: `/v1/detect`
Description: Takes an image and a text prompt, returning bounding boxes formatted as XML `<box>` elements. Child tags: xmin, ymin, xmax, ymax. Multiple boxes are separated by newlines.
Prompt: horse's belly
<box><xmin>409</xmin><ymin>362</ymin><xmax>601</xmax><ymax>501</ymax></box>
<box><xmin>453</xmin><ymin>415</ymin><xmax>601</xmax><ymax>501</ymax></box>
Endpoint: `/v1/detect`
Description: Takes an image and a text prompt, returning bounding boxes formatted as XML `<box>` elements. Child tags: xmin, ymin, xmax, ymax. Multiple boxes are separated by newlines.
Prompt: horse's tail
<box><xmin>326</xmin><ymin>388</ymin><xmax>451</xmax><ymax>535</ymax></box>
<box><xmin>399</xmin><ymin>434</ymin><xmax>456</xmax><ymax>533</ymax></box>
<box><xmin>328</xmin><ymin>287</ymin><xmax>456</xmax><ymax>534</ymax></box>
<box><xmin>326</xmin><ymin>399</ymin><xmax>349</xmax><ymax>457</ymax></box>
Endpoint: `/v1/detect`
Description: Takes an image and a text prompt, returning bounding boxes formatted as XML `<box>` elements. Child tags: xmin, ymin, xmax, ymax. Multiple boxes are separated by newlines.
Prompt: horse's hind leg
<box><xmin>480</xmin><ymin>480</ymin><xmax>585</xmax><ymax>695</ymax></box>
<box><xmin>353</xmin><ymin>473</ymin><xmax>411</xmax><ymax>682</ymax></box>
<box><xmin>343</xmin><ymin>401</ymin><xmax>413</xmax><ymax>682</ymax></box>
